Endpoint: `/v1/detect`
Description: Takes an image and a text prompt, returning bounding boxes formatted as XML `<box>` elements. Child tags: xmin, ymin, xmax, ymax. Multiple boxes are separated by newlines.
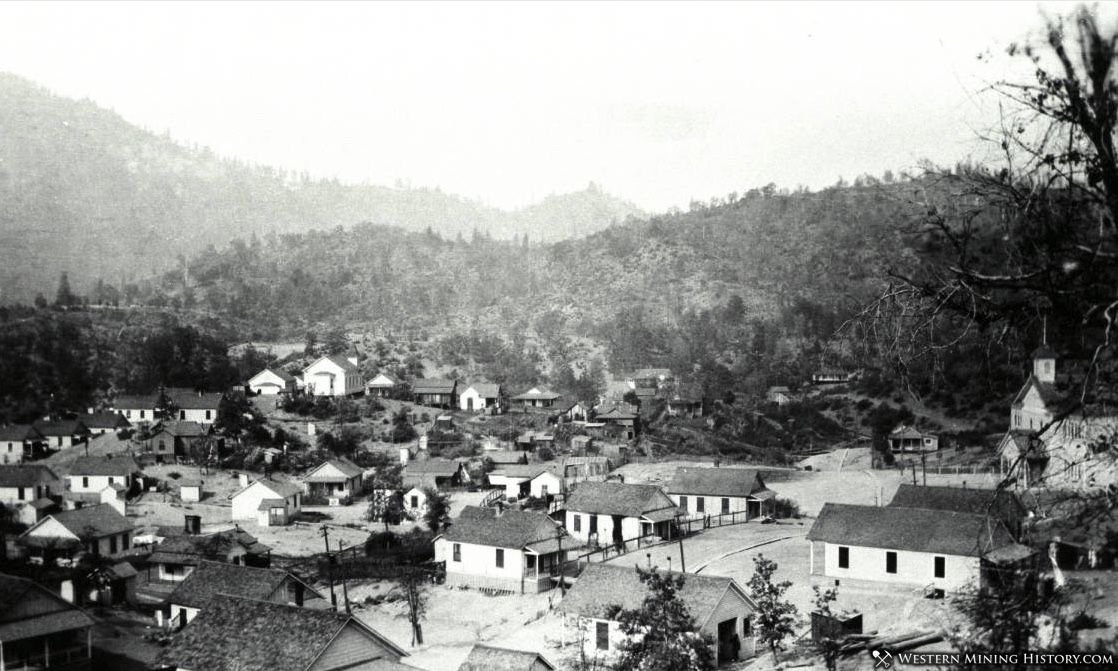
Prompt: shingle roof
<box><xmin>0</xmin><ymin>424</ymin><xmax>42</xmax><ymax>442</ymax></box>
<box><xmin>233</xmin><ymin>477</ymin><xmax>303</xmax><ymax>500</ymax></box>
<box><xmin>441</xmin><ymin>506</ymin><xmax>559</xmax><ymax>548</ymax></box>
<box><xmin>459</xmin><ymin>644</ymin><xmax>556</xmax><ymax>671</ymax></box>
<box><xmin>807</xmin><ymin>503</ymin><xmax>1017</xmax><ymax>557</ymax></box>
<box><xmin>68</xmin><ymin>455</ymin><xmax>139</xmax><ymax>476</ymax></box>
<box><xmin>32</xmin><ymin>419</ymin><xmax>89</xmax><ymax>437</ymax></box>
<box><xmin>0</xmin><ymin>573</ymin><xmax>95</xmax><ymax>642</ymax></box>
<box><xmin>0</xmin><ymin>465</ymin><xmax>59</xmax><ymax>488</ymax></box>
<box><xmin>413</xmin><ymin>379</ymin><xmax>456</xmax><ymax>394</ymax></box>
<box><xmin>149</xmin><ymin>529</ymin><xmax>271</xmax><ymax>565</ymax></box>
<box><xmin>666</xmin><ymin>467</ymin><xmax>767</xmax><ymax>498</ymax></box>
<box><xmin>888</xmin><ymin>484</ymin><xmax>1025</xmax><ymax>521</ymax></box>
<box><xmin>558</xmin><ymin>563</ymin><xmax>750</xmax><ymax>625</ymax></box>
<box><xmin>81</xmin><ymin>412</ymin><xmax>130</xmax><ymax>430</ymax></box>
<box><xmin>114</xmin><ymin>394</ymin><xmax>159</xmax><ymax>409</ymax></box>
<box><xmin>305</xmin><ymin>458</ymin><xmax>364</xmax><ymax>481</ymax></box>
<box><xmin>258</xmin><ymin>498</ymin><xmax>286</xmax><ymax>511</ymax></box>
<box><xmin>169</xmin><ymin>560</ymin><xmax>315</xmax><ymax>610</ymax></box>
<box><xmin>156</xmin><ymin>421</ymin><xmax>207</xmax><ymax>438</ymax></box>
<box><xmin>160</xmin><ymin>595</ymin><xmax>407</xmax><ymax>671</ymax></box>
<box><xmin>170</xmin><ymin>391</ymin><xmax>223</xmax><ymax>410</ymax></box>
<box><xmin>464</xmin><ymin>383</ymin><xmax>501</xmax><ymax>398</ymax></box>
<box><xmin>596</xmin><ymin>406</ymin><xmax>638</xmax><ymax>420</ymax></box>
<box><xmin>512</xmin><ymin>388</ymin><xmax>560</xmax><ymax>401</ymax></box>
<box><xmin>404</xmin><ymin>459</ymin><xmax>461</xmax><ymax>476</ymax></box>
<box><xmin>41</xmin><ymin>504</ymin><xmax>133</xmax><ymax>540</ymax></box>
<box><xmin>565</xmin><ymin>481</ymin><xmax>676</xmax><ymax>518</ymax></box>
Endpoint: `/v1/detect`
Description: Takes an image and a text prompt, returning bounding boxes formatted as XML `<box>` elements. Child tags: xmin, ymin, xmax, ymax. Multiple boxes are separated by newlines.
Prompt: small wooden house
<box><xmin>247</xmin><ymin>368</ymin><xmax>297</xmax><ymax>396</ymax></box>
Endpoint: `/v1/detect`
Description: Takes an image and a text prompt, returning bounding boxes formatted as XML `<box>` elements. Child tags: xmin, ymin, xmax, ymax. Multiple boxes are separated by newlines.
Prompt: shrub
<box><xmin>166</xmin><ymin>471</ymin><xmax>182</xmax><ymax>480</ymax></box>
<box><xmin>773</xmin><ymin>497</ymin><xmax>801</xmax><ymax>519</ymax></box>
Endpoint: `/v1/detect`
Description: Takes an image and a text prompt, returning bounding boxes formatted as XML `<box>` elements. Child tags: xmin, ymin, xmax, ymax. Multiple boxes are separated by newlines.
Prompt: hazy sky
<box><xmin>0</xmin><ymin>1</ymin><xmax>1101</xmax><ymax>211</ymax></box>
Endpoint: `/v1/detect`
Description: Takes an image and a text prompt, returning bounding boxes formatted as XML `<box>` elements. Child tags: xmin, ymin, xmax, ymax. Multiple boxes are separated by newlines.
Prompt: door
<box><xmin>717</xmin><ymin>618</ymin><xmax>740</xmax><ymax>664</ymax></box>
<box><xmin>467</xmin><ymin>396</ymin><xmax>474</xmax><ymax>411</ymax></box>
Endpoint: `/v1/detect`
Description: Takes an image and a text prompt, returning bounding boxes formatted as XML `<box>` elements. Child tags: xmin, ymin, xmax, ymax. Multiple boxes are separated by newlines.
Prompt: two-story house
<box><xmin>434</xmin><ymin>506</ymin><xmax>576</xmax><ymax>593</ymax></box>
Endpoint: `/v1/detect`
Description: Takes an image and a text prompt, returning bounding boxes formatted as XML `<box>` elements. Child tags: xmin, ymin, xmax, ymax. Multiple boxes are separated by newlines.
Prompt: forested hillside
<box><xmin>0</xmin><ymin>73</ymin><xmax>641</xmax><ymax>302</ymax></box>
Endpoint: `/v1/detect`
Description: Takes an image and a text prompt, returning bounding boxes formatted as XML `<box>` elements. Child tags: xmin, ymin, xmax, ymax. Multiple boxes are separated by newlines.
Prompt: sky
<box><xmin>0</xmin><ymin>1</ymin><xmax>1103</xmax><ymax>212</ymax></box>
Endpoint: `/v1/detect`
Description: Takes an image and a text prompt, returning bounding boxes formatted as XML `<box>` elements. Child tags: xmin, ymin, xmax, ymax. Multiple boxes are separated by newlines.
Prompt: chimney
<box><xmin>184</xmin><ymin>514</ymin><xmax>202</xmax><ymax>535</ymax></box>
<box><xmin>238</xmin><ymin>473</ymin><xmax>250</xmax><ymax>488</ymax></box>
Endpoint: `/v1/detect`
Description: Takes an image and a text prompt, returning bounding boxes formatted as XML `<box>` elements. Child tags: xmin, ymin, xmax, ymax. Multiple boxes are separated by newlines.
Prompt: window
<box><xmin>541</xmin><ymin>484</ymin><xmax>549</xmax><ymax>497</ymax></box>
<box><xmin>82</xmin><ymin>476</ymin><xmax>89</xmax><ymax>488</ymax></box>
<box><xmin>452</xmin><ymin>543</ymin><xmax>461</xmax><ymax>562</ymax></box>
<box><xmin>108</xmin><ymin>477</ymin><xmax>114</xmax><ymax>485</ymax></box>
<box><xmin>596</xmin><ymin>621</ymin><xmax>609</xmax><ymax>650</ymax></box>
<box><xmin>139</xmin><ymin>410</ymin><xmax>145</xmax><ymax>419</ymax></box>
<box><xmin>109</xmin><ymin>536</ymin><xmax>117</xmax><ymax>554</ymax></box>
<box><xmin>17</xmin><ymin>487</ymin><xmax>25</xmax><ymax>501</ymax></box>
<box><xmin>934</xmin><ymin>556</ymin><xmax>945</xmax><ymax>578</ymax></box>
<box><xmin>696</xmin><ymin>497</ymin><xmax>705</xmax><ymax>513</ymax></box>
<box><xmin>589</xmin><ymin>515</ymin><xmax>598</xmax><ymax>535</ymax></box>
<box><xmin>180</xmin><ymin>410</ymin><xmax>186</xmax><ymax>420</ymax></box>
<box><xmin>205</xmin><ymin>410</ymin><xmax>212</xmax><ymax>420</ymax></box>
<box><xmin>495</xmin><ymin>549</ymin><xmax>504</xmax><ymax>568</ymax></box>
<box><xmin>721</xmin><ymin>498</ymin><xmax>730</xmax><ymax>515</ymax></box>
<box><xmin>885</xmin><ymin>551</ymin><xmax>897</xmax><ymax>574</ymax></box>
<box><xmin>526</xmin><ymin>554</ymin><xmax>536</xmax><ymax>569</ymax></box>
<box><xmin>838</xmin><ymin>546</ymin><xmax>849</xmax><ymax>569</ymax></box>
<box><xmin>679</xmin><ymin>495</ymin><xmax>688</xmax><ymax>511</ymax></box>
<box><xmin>411</xmin><ymin>495</ymin><xmax>419</xmax><ymax>508</ymax></box>
<box><xmin>573</xmin><ymin>514</ymin><xmax>581</xmax><ymax>532</ymax></box>
<box><xmin>121</xmin><ymin>532</ymin><xmax>130</xmax><ymax>550</ymax></box>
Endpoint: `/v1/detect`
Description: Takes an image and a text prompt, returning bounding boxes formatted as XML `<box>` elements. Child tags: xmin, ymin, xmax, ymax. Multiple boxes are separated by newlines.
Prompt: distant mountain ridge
<box><xmin>0</xmin><ymin>73</ymin><xmax>643</xmax><ymax>302</ymax></box>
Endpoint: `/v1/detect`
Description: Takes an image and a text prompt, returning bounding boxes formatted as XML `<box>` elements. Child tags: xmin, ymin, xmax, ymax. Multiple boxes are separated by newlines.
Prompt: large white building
<box><xmin>999</xmin><ymin>346</ymin><xmax>1118</xmax><ymax>490</ymax></box>
<box><xmin>302</xmin><ymin>355</ymin><xmax>364</xmax><ymax>397</ymax></box>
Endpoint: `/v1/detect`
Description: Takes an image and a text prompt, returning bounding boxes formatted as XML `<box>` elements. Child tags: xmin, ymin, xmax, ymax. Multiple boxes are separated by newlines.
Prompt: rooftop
<box><xmin>32</xmin><ymin>419</ymin><xmax>89</xmax><ymax>436</ymax></box>
<box><xmin>666</xmin><ymin>467</ymin><xmax>768</xmax><ymax>498</ymax></box>
<box><xmin>160</xmin><ymin>595</ymin><xmax>407</xmax><ymax>671</ymax></box>
<box><xmin>807</xmin><ymin>503</ymin><xmax>1018</xmax><ymax>557</ymax></box>
<box><xmin>36</xmin><ymin>504</ymin><xmax>133</xmax><ymax>540</ymax></box>
<box><xmin>413</xmin><ymin>378</ymin><xmax>457</xmax><ymax>394</ymax></box>
<box><xmin>565</xmin><ymin>481</ymin><xmax>676</xmax><ymax>518</ymax></box>
<box><xmin>0</xmin><ymin>464</ymin><xmax>60</xmax><ymax>488</ymax></box>
<box><xmin>68</xmin><ymin>455</ymin><xmax>139</xmax><ymax>476</ymax></box>
<box><xmin>0</xmin><ymin>573</ymin><xmax>95</xmax><ymax>642</ymax></box>
<box><xmin>441</xmin><ymin>506</ymin><xmax>560</xmax><ymax>549</ymax></box>
<box><xmin>458</xmin><ymin>644</ymin><xmax>556</xmax><ymax>671</ymax></box>
<box><xmin>169</xmin><ymin>560</ymin><xmax>316</xmax><ymax>610</ymax></box>
<box><xmin>82</xmin><ymin>412</ymin><xmax>130</xmax><ymax>429</ymax></box>
<box><xmin>0</xmin><ymin>424</ymin><xmax>42</xmax><ymax>442</ymax></box>
<box><xmin>305</xmin><ymin>457</ymin><xmax>364</xmax><ymax>481</ymax></box>
<box><xmin>888</xmin><ymin>484</ymin><xmax>1026</xmax><ymax>520</ymax></box>
<box><xmin>149</xmin><ymin>528</ymin><xmax>271</xmax><ymax>565</ymax></box>
<box><xmin>558</xmin><ymin>563</ymin><xmax>749</xmax><ymax>624</ymax></box>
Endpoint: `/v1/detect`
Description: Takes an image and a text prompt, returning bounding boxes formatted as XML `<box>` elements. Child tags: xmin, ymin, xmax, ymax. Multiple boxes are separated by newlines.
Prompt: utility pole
<box><xmin>337</xmin><ymin>539</ymin><xmax>351</xmax><ymax>614</ymax></box>
<box><xmin>557</xmin><ymin>529</ymin><xmax>566</xmax><ymax>596</ymax></box>
<box><xmin>677</xmin><ymin>516</ymin><xmax>687</xmax><ymax>573</ymax></box>
<box><xmin>320</xmin><ymin>525</ymin><xmax>337</xmax><ymax>608</ymax></box>
<box><xmin>911</xmin><ymin>462</ymin><xmax>917</xmax><ymax>486</ymax></box>
<box><xmin>921</xmin><ymin>452</ymin><xmax>927</xmax><ymax>486</ymax></box>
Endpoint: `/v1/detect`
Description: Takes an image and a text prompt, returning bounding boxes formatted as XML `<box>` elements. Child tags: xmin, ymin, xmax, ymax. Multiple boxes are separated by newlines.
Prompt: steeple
<box><xmin>1032</xmin><ymin>341</ymin><xmax>1057</xmax><ymax>384</ymax></box>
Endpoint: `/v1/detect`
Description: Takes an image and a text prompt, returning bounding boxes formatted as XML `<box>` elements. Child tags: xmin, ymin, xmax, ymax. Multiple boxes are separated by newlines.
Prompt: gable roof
<box><xmin>149</xmin><ymin>529</ymin><xmax>271</xmax><ymax>565</ymax></box>
<box><xmin>160</xmin><ymin>595</ymin><xmax>407</xmax><ymax>671</ymax></box>
<box><xmin>888</xmin><ymin>484</ymin><xmax>1026</xmax><ymax>521</ymax></box>
<box><xmin>413</xmin><ymin>378</ymin><xmax>456</xmax><ymax>394</ymax></box>
<box><xmin>565</xmin><ymin>481</ymin><xmax>676</xmax><ymax>518</ymax></box>
<box><xmin>233</xmin><ymin>477</ymin><xmax>303</xmax><ymax>500</ymax></box>
<box><xmin>155</xmin><ymin>420</ymin><xmax>208</xmax><ymax>438</ymax></box>
<box><xmin>113</xmin><ymin>394</ymin><xmax>159</xmax><ymax>409</ymax></box>
<box><xmin>32</xmin><ymin>419</ymin><xmax>89</xmax><ymax>437</ymax></box>
<box><xmin>492</xmin><ymin>464</ymin><xmax>551</xmax><ymax>479</ymax></box>
<box><xmin>889</xmin><ymin>424</ymin><xmax>929</xmax><ymax>440</ymax></box>
<box><xmin>459</xmin><ymin>644</ymin><xmax>556</xmax><ymax>671</ymax></box>
<box><xmin>666</xmin><ymin>467</ymin><xmax>768</xmax><ymax>498</ymax></box>
<box><xmin>368</xmin><ymin>372</ymin><xmax>400</xmax><ymax>387</ymax></box>
<box><xmin>306</xmin><ymin>457</ymin><xmax>364</xmax><ymax>481</ymax></box>
<box><xmin>512</xmin><ymin>387</ymin><xmax>560</xmax><ymax>401</ymax></box>
<box><xmin>0</xmin><ymin>573</ymin><xmax>95</xmax><ymax>642</ymax></box>
<box><xmin>0</xmin><ymin>464</ymin><xmax>59</xmax><ymax>488</ymax></box>
<box><xmin>0</xmin><ymin>424</ymin><xmax>43</xmax><ymax>442</ymax></box>
<box><xmin>596</xmin><ymin>406</ymin><xmax>638</xmax><ymax>420</ymax></box>
<box><xmin>170</xmin><ymin>391</ymin><xmax>223</xmax><ymax>410</ymax></box>
<box><xmin>807</xmin><ymin>503</ymin><xmax>1018</xmax><ymax>557</ymax></box>
<box><xmin>463</xmin><ymin>383</ymin><xmax>501</xmax><ymax>398</ymax></box>
<box><xmin>404</xmin><ymin>459</ymin><xmax>462</xmax><ymax>476</ymax></box>
<box><xmin>558</xmin><ymin>563</ymin><xmax>752</xmax><ymax>626</ymax></box>
<box><xmin>169</xmin><ymin>560</ymin><xmax>318</xmax><ymax>610</ymax></box>
<box><xmin>68</xmin><ymin>455</ymin><xmax>139</xmax><ymax>476</ymax></box>
<box><xmin>251</xmin><ymin>368</ymin><xmax>295</xmax><ymax>383</ymax></box>
<box><xmin>35</xmin><ymin>504</ymin><xmax>133</xmax><ymax>540</ymax></box>
<box><xmin>304</xmin><ymin>354</ymin><xmax>360</xmax><ymax>375</ymax></box>
<box><xmin>1011</xmin><ymin>374</ymin><xmax>1063</xmax><ymax>410</ymax></box>
<box><xmin>82</xmin><ymin>412</ymin><xmax>131</xmax><ymax>430</ymax></box>
<box><xmin>440</xmin><ymin>506</ymin><xmax>559</xmax><ymax>549</ymax></box>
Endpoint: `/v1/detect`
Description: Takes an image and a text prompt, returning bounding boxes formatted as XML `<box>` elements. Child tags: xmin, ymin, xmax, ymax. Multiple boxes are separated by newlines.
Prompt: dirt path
<box><xmin>693</xmin><ymin>533</ymin><xmax>804</xmax><ymax>574</ymax></box>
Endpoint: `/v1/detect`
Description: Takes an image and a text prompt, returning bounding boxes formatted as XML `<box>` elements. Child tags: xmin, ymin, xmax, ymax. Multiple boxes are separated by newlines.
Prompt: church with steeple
<box><xmin>999</xmin><ymin>344</ymin><xmax>1117</xmax><ymax>490</ymax></box>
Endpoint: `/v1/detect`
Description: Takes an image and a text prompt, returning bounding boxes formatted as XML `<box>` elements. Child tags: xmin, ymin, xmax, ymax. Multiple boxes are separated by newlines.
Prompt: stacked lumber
<box><xmin>838</xmin><ymin>630</ymin><xmax>943</xmax><ymax>656</ymax></box>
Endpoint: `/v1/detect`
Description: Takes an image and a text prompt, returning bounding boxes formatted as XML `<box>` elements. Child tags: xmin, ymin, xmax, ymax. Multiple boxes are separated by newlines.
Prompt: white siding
<box><xmin>437</xmin><ymin>538</ymin><xmax>526</xmax><ymax>584</ymax></box>
<box><xmin>69</xmin><ymin>473</ymin><xmax>130</xmax><ymax>494</ymax></box>
<box><xmin>670</xmin><ymin>494</ymin><xmax>749</xmax><ymax>519</ymax></box>
<box><xmin>1</xmin><ymin>440</ymin><xmax>24</xmax><ymax>464</ymax></box>
<box><xmin>303</xmin><ymin>359</ymin><xmax>363</xmax><ymax>398</ymax></box>
<box><xmin>564</xmin><ymin>511</ymin><xmax>642</xmax><ymax>544</ymax></box>
<box><xmin>819</xmin><ymin>541</ymin><xmax>978</xmax><ymax>591</ymax></box>
<box><xmin>177</xmin><ymin>408</ymin><xmax>217</xmax><ymax>425</ymax></box>
<box><xmin>231</xmin><ymin>481</ymin><xmax>302</xmax><ymax>522</ymax></box>
<box><xmin>530</xmin><ymin>472</ymin><xmax>562</xmax><ymax>498</ymax></box>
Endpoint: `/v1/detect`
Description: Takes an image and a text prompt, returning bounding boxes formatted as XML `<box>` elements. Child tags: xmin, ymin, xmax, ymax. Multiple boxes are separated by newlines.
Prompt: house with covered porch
<box><xmin>0</xmin><ymin>573</ymin><xmax>96</xmax><ymax>670</ymax></box>
<box><xmin>558</xmin><ymin>563</ymin><xmax>756</xmax><ymax>666</ymax></box>
<box><xmin>666</xmin><ymin>467</ymin><xmax>776</xmax><ymax>521</ymax></box>
<box><xmin>19</xmin><ymin>504</ymin><xmax>134</xmax><ymax>565</ymax></box>
<box><xmin>511</xmin><ymin>387</ymin><xmax>561</xmax><ymax>411</ymax></box>
<box><xmin>413</xmin><ymin>378</ymin><xmax>458</xmax><ymax>407</ymax></box>
<box><xmin>434</xmin><ymin>506</ymin><xmax>578</xmax><ymax>593</ymax></box>
<box><xmin>888</xmin><ymin>424</ymin><xmax>939</xmax><ymax>453</ymax></box>
<box><xmin>301</xmin><ymin>457</ymin><xmax>364</xmax><ymax>503</ymax></box>
<box><xmin>563</xmin><ymin>481</ymin><xmax>680</xmax><ymax>548</ymax></box>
